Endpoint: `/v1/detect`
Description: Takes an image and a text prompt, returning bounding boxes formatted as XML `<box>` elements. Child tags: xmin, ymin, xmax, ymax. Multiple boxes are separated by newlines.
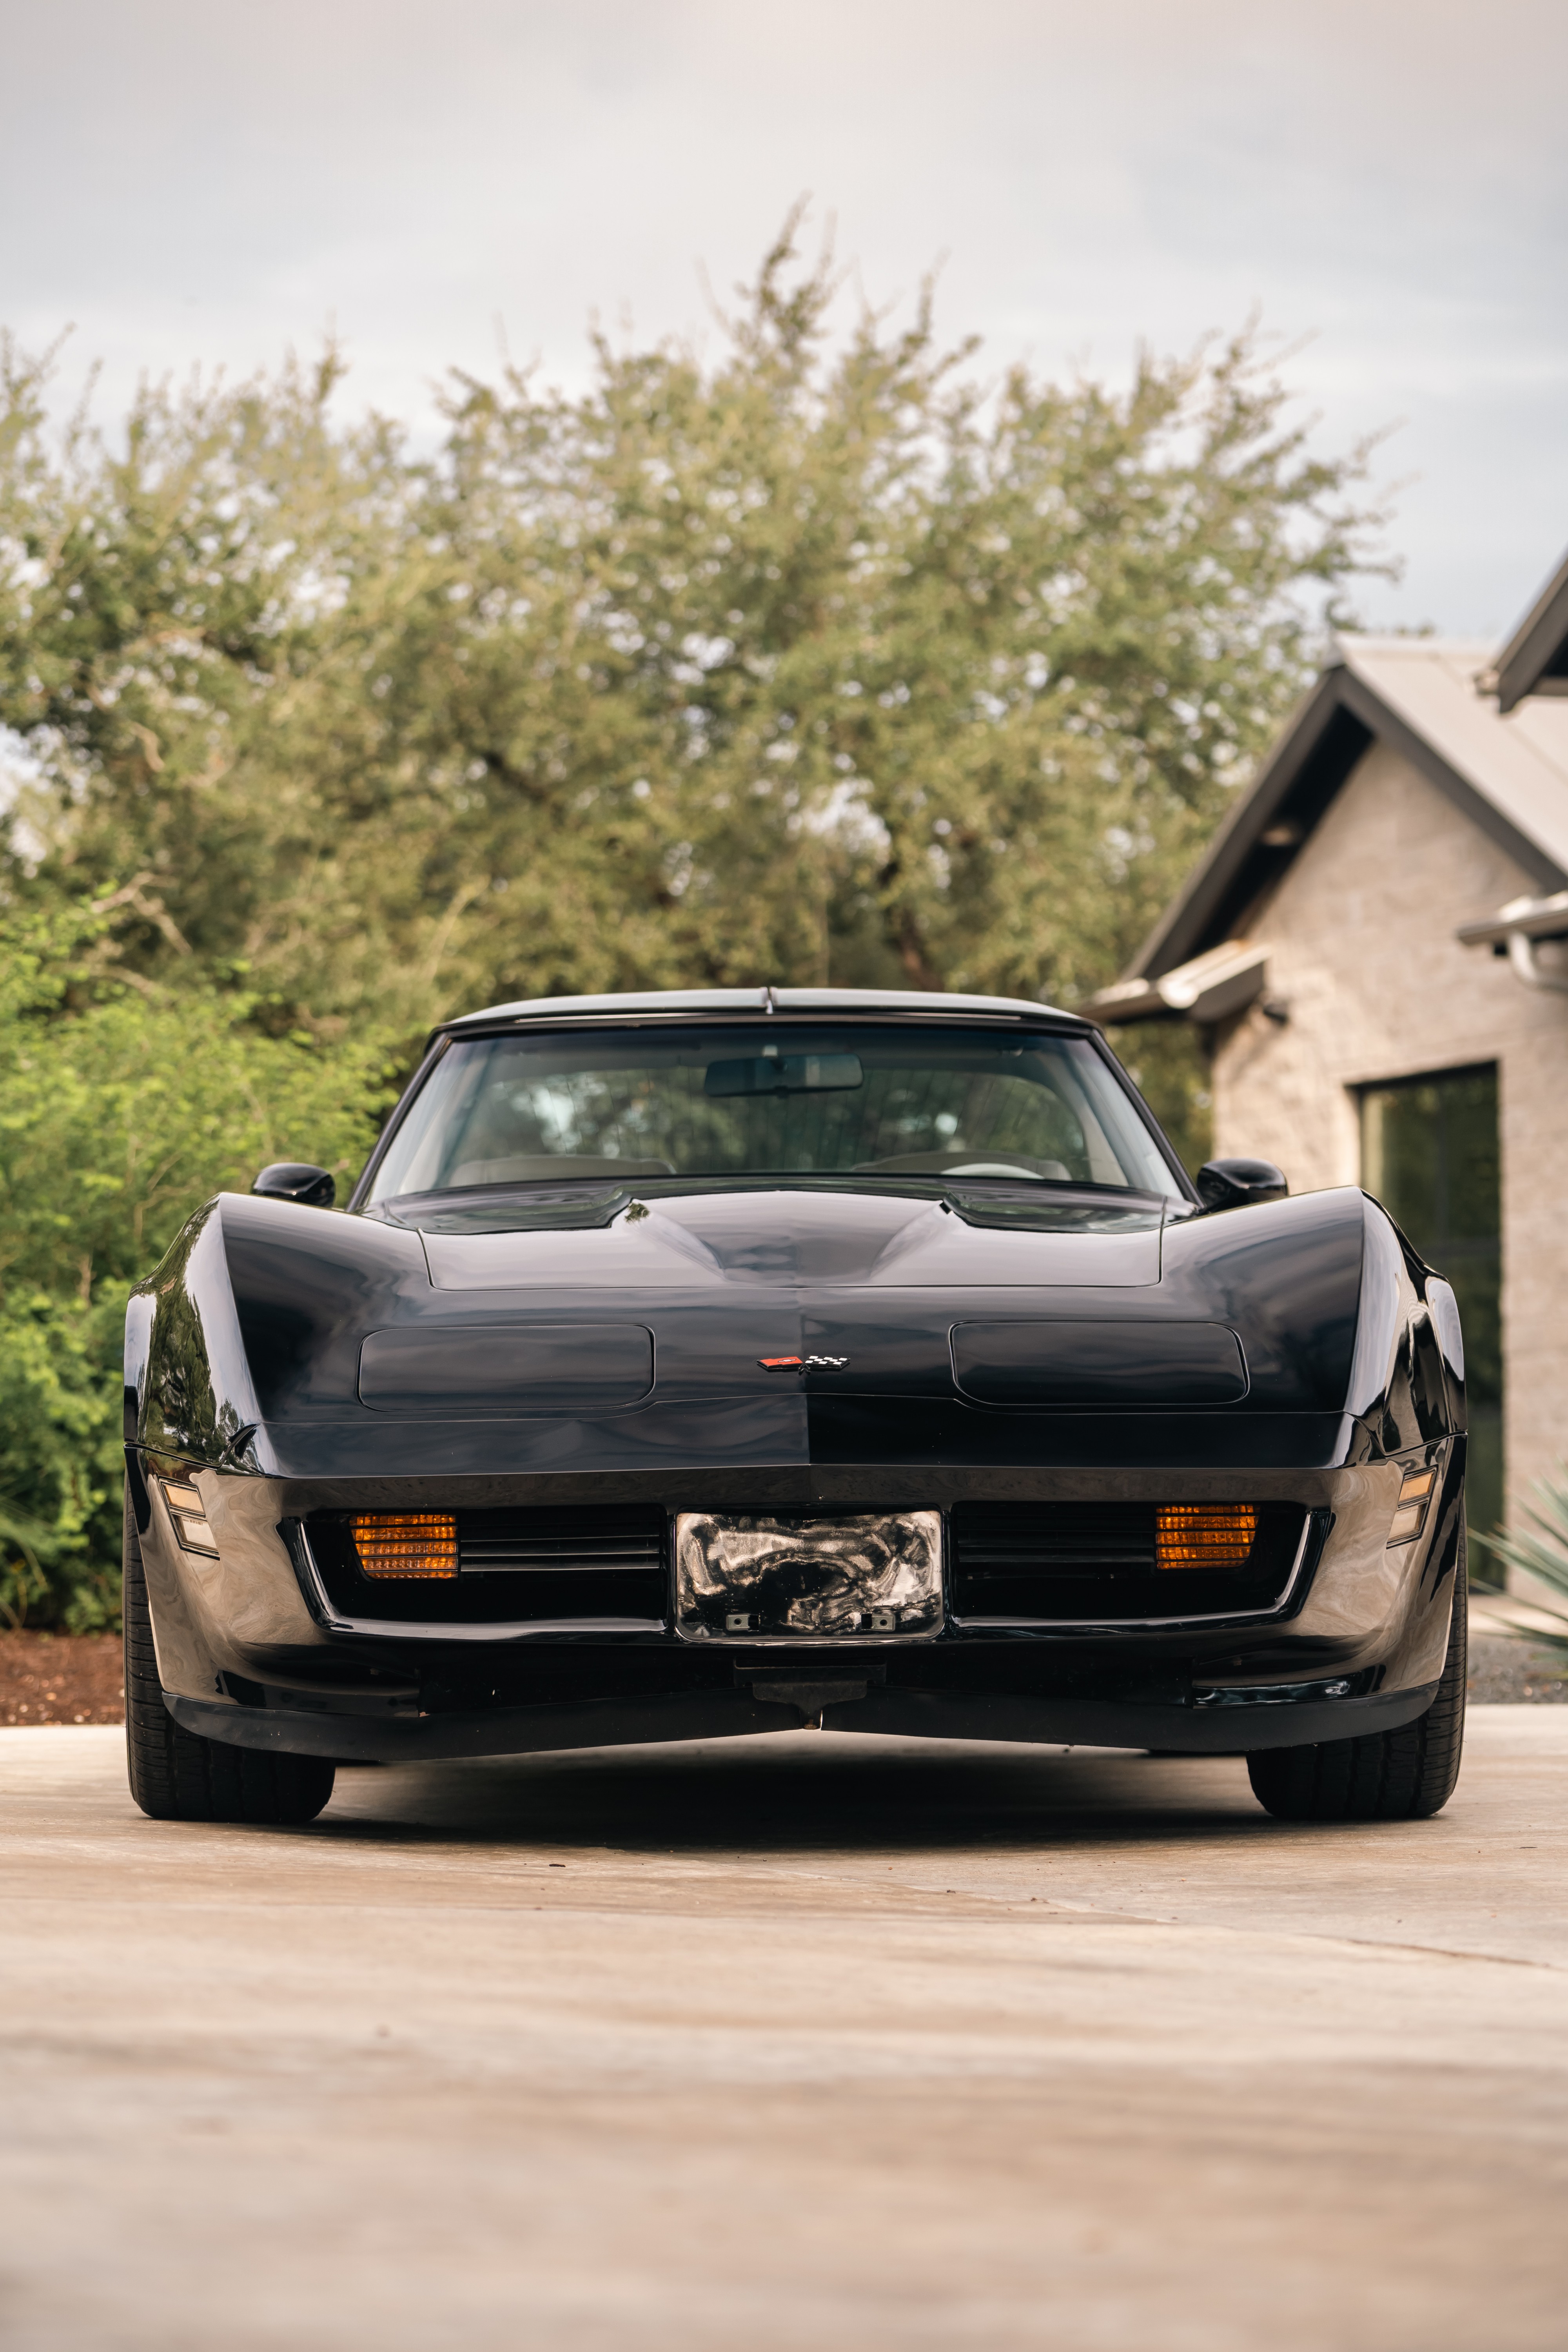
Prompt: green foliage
<box><xmin>2</xmin><ymin>219</ymin><xmax>1384</xmax><ymax>1032</ymax></box>
<box><xmin>0</xmin><ymin>1290</ymin><xmax>123</xmax><ymax>1630</ymax></box>
<box><xmin>0</xmin><ymin>903</ymin><xmax>393</xmax><ymax>1298</ymax></box>
<box><xmin>0</xmin><ymin>218</ymin><xmax>1388</xmax><ymax>1624</ymax></box>
<box><xmin>0</xmin><ymin>902</ymin><xmax>395</xmax><ymax>1624</ymax></box>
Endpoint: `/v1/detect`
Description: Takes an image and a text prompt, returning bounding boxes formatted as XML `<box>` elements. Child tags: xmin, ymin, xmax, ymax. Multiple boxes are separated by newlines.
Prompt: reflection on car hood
<box><xmin>410</xmin><ymin>1184</ymin><xmax>1170</xmax><ymax>1291</ymax></box>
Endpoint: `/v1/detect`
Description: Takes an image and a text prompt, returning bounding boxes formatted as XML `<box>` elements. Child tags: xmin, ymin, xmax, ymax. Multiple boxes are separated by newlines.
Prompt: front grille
<box><xmin>307</xmin><ymin>1506</ymin><xmax>667</xmax><ymax>1624</ymax></box>
<box><xmin>958</xmin><ymin>1503</ymin><xmax>1157</xmax><ymax>1576</ymax></box>
<box><xmin>950</xmin><ymin>1501</ymin><xmax>1307</xmax><ymax>1622</ymax></box>
<box><xmin>305</xmin><ymin>1501</ymin><xmax>1308</xmax><ymax>1630</ymax></box>
<box><xmin>459</xmin><ymin>1508</ymin><xmax>664</xmax><ymax>1575</ymax></box>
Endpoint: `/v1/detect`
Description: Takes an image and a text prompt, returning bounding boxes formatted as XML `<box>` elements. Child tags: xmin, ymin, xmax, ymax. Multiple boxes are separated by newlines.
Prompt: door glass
<box><xmin>1360</xmin><ymin>1066</ymin><xmax>1501</xmax><ymax>1539</ymax></box>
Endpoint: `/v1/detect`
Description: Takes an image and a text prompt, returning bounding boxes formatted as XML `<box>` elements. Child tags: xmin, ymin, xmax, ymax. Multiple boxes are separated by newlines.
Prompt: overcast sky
<box><xmin>3</xmin><ymin>0</ymin><xmax>1564</xmax><ymax>637</ymax></box>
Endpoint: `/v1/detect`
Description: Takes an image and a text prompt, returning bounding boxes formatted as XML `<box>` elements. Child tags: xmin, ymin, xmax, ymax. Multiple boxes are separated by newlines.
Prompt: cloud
<box><xmin>4</xmin><ymin>0</ymin><xmax>1564</xmax><ymax>633</ymax></box>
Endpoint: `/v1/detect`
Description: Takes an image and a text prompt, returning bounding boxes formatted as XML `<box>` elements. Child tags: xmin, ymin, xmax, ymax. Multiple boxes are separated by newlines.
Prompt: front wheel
<box><xmin>123</xmin><ymin>1483</ymin><xmax>335</xmax><ymax>1826</ymax></box>
<box><xmin>1247</xmin><ymin>1531</ymin><xmax>1467</xmax><ymax>1823</ymax></box>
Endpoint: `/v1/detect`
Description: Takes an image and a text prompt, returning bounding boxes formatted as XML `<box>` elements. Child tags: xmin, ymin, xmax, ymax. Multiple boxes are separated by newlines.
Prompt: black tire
<box><xmin>1247</xmin><ymin>1530</ymin><xmax>1467</xmax><ymax>1823</ymax></box>
<box><xmin>123</xmin><ymin>1482</ymin><xmax>335</xmax><ymax>1826</ymax></box>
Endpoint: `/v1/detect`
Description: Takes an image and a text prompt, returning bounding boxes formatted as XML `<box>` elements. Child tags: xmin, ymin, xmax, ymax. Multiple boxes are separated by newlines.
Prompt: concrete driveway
<box><xmin>3</xmin><ymin>1713</ymin><xmax>1566</xmax><ymax>2352</ymax></box>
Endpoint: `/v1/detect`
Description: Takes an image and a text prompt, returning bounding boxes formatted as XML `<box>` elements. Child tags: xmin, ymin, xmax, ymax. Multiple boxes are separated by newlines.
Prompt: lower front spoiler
<box><xmin>166</xmin><ymin>1678</ymin><xmax>1441</xmax><ymax>1766</ymax></box>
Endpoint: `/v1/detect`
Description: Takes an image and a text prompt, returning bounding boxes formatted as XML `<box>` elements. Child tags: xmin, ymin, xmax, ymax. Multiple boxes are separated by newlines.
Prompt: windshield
<box><xmin>365</xmin><ymin>1024</ymin><xmax>1182</xmax><ymax>1203</ymax></box>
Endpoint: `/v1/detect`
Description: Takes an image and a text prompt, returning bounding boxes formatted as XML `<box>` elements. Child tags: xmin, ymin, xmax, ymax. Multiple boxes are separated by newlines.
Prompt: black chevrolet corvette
<box><xmin>123</xmin><ymin>987</ymin><xmax>1468</xmax><ymax>1827</ymax></box>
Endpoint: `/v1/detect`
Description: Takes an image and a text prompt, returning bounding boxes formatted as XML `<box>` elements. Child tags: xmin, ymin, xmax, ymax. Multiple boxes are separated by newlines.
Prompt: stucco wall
<box><xmin>1210</xmin><ymin>738</ymin><xmax>1568</xmax><ymax>1516</ymax></box>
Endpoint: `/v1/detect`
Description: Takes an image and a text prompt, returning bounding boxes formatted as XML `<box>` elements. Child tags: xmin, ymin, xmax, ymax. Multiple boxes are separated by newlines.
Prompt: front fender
<box><xmin>128</xmin><ymin>1201</ymin><xmax>263</xmax><ymax>1464</ymax></box>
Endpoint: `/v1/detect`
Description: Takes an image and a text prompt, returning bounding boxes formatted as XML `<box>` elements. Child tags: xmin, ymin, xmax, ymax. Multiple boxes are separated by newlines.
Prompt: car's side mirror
<box><xmin>1195</xmin><ymin>1157</ymin><xmax>1288</xmax><ymax>1213</ymax></box>
<box><xmin>252</xmin><ymin>1161</ymin><xmax>336</xmax><ymax>1208</ymax></box>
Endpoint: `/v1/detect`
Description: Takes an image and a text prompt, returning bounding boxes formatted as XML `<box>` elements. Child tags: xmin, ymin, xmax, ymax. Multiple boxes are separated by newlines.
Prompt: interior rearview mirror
<box><xmin>1195</xmin><ymin>1157</ymin><xmax>1288</xmax><ymax>1212</ymax></box>
<box><xmin>705</xmin><ymin>1053</ymin><xmax>864</xmax><ymax>1098</ymax></box>
<box><xmin>252</xmin><ymin>1161</ymin><xmax>336</xmax><ymax>1208</ymax></box>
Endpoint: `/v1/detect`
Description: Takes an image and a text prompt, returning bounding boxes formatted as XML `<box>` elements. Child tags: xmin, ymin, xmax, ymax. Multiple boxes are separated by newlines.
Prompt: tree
<box><xmin>3</xmin><ymin>216</ymin><xmax>1385</xmax><ymax>1035</ymax></box>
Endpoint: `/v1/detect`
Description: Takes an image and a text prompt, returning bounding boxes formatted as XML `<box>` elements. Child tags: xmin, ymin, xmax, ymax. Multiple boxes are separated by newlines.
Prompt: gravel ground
<box><xmin>0</xmin><ymin>1633</ymin><xmax>125</xmax><ymax>1724</ymax></box>
<box><xmin>1468</xmin><ymin>1632</ymin><xmax>1568</xmax><ymax>1702</ymax></box>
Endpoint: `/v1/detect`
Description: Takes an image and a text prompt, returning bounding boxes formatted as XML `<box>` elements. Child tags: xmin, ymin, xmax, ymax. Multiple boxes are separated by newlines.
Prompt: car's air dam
<box><xmin>165</xmin><ymin>1676</ymin><xmax>1441</xmax><ymax>1765</ymax></box>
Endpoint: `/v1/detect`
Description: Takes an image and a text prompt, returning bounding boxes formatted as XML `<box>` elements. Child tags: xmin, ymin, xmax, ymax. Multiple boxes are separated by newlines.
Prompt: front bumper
<box><xmin>130</xmin><ymin>1436</ymin><xmax>1464</xmax><ymax>1763</ymax></box>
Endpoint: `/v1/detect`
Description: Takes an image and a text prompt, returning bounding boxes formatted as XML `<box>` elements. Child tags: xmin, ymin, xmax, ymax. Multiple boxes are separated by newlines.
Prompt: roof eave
<box><xmin>1118</xmin><ymin>657</ymin><xmax>1568</xmax><ymax>988</ymax></box>
<box><xmin>1495</xmin><ymin>546</ymin><xmax>1568</xmax><ymax>715</ymax></box>
<box><xmin>1120</xmin><ymin>668</ymin><xmax>1364</xmax><ymax>982</ymax></box>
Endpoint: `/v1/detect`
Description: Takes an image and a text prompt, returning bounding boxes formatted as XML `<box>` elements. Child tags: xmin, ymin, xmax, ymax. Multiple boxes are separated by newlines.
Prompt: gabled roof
<box><xmin>1105</xmin><ymin>635</ymin><xmax>1568</xmax><ymax>996</ymax></box>
<box><xmin>1493</xmin><ymin>547</ymin><xmax>1568</xmax><ymax>715</ymax></box>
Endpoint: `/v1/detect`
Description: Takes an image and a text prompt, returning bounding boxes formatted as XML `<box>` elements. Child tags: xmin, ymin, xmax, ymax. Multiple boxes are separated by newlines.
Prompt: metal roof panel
<box><xmin>1339</xmin><ymin>635</ymin><xmax>1568</xmax><ymax>875</ymax></box>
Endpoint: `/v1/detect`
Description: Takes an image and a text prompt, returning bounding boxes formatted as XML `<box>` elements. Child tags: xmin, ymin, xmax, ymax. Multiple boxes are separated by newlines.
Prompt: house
<box><xmin>1088</xmin><ymin>548</ymin><xmax>1568</xmax><ymax>1537</ymax></box>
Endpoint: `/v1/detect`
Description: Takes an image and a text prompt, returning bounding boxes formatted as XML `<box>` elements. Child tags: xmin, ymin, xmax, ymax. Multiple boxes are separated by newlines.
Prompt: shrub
<box><xmin>1472</xmin><ymin>1475</ymin><xmax>1568</xmax><ymax>1671</ymax></box>
<box><xmin>0</xmin><ymin>902</ymin><xmax>397</xmax><ymax>1626</ymax></box>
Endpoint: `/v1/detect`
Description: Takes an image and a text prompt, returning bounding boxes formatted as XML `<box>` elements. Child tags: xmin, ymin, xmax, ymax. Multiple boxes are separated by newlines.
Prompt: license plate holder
<box><xmin>673</xmin><ymin>1512</ymin><xmax>942</xmax><ymax>1643</ymax></box>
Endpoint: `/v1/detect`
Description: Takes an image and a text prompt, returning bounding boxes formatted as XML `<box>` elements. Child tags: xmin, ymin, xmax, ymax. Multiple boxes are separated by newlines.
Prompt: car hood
<box><xmin>129</xmin><ymin>1183</ymin><xmax>1379</xmax><ymax>1478</ymax></box>
<box><xmin>414</xmin><ymin>1185</ymin><xmax>1169</xmax><ymax>1291</ymax></box>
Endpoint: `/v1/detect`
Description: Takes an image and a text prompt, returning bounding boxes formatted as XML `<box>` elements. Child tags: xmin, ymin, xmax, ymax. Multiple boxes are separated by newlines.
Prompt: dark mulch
<box><xmin>0</xmin><ymin>1632</ymin><xmax>126</xmax><ymax>1724</ymax></box>
<box><xmin>1468</xmin><ymin>1633</ymin><xmax>1568</xmax><ymax>1704</ymax></box>
<box><xmin>0</xmin><ymin>1626</ymin><xmax>1563</xmax><ymax>1728</ymax></box>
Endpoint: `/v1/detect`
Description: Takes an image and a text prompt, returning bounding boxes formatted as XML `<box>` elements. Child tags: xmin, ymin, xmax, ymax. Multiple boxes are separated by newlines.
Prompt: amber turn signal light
<box><xmin>350</xmin><ymin>1512</ymin><xmax>459</xmax><ymax>1578</ymax></box>
<box><xmin>1388</xmin><ymin>1465</ymin><xmax>1437</xmax><ymax>1546</ymax></box>
<box><xmin>1156</xmin><ymin>1504</ymin><xmax>1258</xmax><ymax>1572</ymax></box>
<box><xmin>160</xmin><ymin>1476</ymin><xmax>219</xmax><ymax>1558</ymax></box>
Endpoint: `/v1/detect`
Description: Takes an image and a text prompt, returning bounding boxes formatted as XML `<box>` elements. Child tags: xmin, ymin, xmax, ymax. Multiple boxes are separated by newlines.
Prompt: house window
<box><xmin>1359</xmin><ymin>1065</ymin><xmax>1502</xmax><ymax>1539</ymax></box>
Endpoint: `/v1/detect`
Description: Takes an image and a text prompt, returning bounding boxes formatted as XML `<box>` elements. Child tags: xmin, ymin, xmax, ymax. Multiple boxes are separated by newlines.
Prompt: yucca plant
<box><xmin>1472</xmin><ymin>1475</ymin><xmax>1568</xmax><ymax>1663</ymax></box>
